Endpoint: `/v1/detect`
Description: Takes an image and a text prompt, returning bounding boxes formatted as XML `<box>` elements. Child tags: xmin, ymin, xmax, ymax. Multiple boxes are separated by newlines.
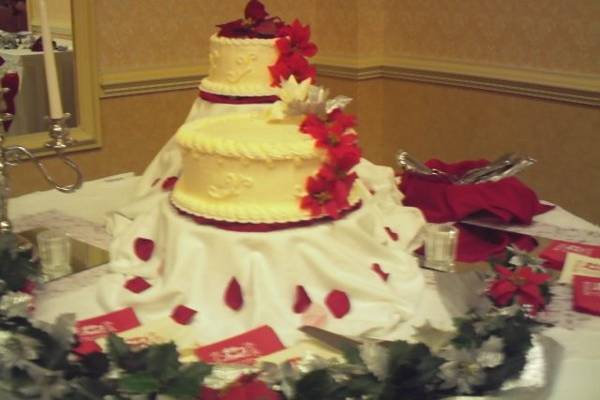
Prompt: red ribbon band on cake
<box><xmin>172</xmin><ymin>201</ymin><xmax>362</xmax><ymax>233</ymax></box>
<box><xmin>199</xmin><ymin>90</ymin><xmax>279</xmax><ymax>105</ymax></box>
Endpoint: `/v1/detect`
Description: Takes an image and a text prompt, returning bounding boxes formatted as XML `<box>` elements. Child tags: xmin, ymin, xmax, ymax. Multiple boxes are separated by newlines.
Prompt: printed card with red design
<box><xmin>195</xmin><ymin>325</ymin><xmax>285</xmax><ymax>365</ymax></box>
<box><xmin>539</xmin><ymin>240</ymin><xmax>600</xmax><ymax>270</ymax></box>
<box><xmin>565</xmin><ymin>253</ymin><xmax>600</xmax><ymax>315</ymax></box>
<box><xmin>75</xmin><ymin>307</ymin><xmax>141</xmax><ymax>354</ymax></box>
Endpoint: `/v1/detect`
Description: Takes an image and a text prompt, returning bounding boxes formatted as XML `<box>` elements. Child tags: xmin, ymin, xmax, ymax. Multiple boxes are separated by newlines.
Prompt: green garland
<box><xmin>0</xmin><ymin>240</ymin><xmax>551</xmax><ymax>400</ymax></box>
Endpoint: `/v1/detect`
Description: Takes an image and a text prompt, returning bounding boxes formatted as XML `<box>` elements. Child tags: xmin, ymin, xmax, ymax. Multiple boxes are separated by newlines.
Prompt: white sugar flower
<box><xmin>438</xmin><ymin>336</ymin><xmax>505</xmax><ymax>394</ymax></box>
<box><xmin>278</xmin><ymin>75</ymin><xmax>311</xmax><ymax>104</ymax></box>
<box><xmin>359</xmin><ymin>341</ymin><xmax>390</xmax><ymax>381</ymax></box>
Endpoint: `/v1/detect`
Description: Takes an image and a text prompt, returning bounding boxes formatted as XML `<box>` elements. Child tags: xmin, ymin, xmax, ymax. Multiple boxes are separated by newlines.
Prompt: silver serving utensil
<box><xmin>396</xmin><ymin>150</ymin><xmax>456</xmax><ymax>181</ymax></box>
<box><xmin>456</xmin><ymin>153</ymin><xmax>517</xmax><ymax>184</ymax></box>
<box><xmin>488</xmin><ymin>157</ymin><xmax>536</xmax><ymax>182</ymax></box>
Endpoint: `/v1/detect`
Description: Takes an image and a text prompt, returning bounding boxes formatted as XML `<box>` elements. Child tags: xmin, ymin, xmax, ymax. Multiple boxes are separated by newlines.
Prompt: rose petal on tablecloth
<box><xmin>225</xmin><ymin>277</ymin><xmax>244</xmax><ymax>311</ymax></box>
<box><xmin>371</xmin><ymin>263</ymin><xmax>389</xmax><ymax>282</ymax></box>
<box><xmin>384</xmin><ymin>226</ymin><xmax>399</xmax><ymax>241</ymax></box>
<box><xmin>161</xmin><ymin>176</ymin><xmax>179</xmax><ymax>191</ymax></box>
<box><xmin>133</xmin><ymin>238</ymin><xmax>154</xmax><ymax>261</ymax></box>
<box><xmin>325</xmin><ymin>289</ymin><xmax>350</xmax><ymax>318</ymax></box>
<box><xmin>293</xmin><ymin>285</ymin><xmax>312</xmax><ymax>313</ymax></box>
<box><xmin>124</xmin><ymin>276</ymin><xmax>152</xmax><ymax>293</ymax></box>
<box><xmin>171</xmin><ymin>305</ymin><xmax>197</xmax><ymax>325</ymax></box>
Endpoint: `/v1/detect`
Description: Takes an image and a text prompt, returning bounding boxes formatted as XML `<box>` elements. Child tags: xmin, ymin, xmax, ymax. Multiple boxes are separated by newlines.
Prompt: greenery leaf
<box><xmin>118</xmin><ymin>372</ymin><xmax>160</xmax><ymax>394</ymax></box>
<box><xmin>163</xmin><ymin>362</ymin><xmax>213</xmax><ymax>398</ymax></box>
<box><xmin>146</xmin><ymin>342</ymin><xmax>180</xmax><ymax>381</ymax></box>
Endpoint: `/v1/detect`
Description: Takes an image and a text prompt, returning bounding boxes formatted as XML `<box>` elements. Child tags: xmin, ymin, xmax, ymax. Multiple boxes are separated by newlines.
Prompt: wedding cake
<box><xmin>96</xmin><ymin>0</ymin><xmax>426</xmax><ymax>345</ymax></box>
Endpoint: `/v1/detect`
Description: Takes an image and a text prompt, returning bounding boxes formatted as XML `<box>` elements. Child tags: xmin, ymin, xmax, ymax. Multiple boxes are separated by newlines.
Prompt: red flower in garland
<box><xmin>301</xmin><ymin>174</ymin><xmax>352</xmax><ymax>218</ymax></box>
<box><xmin>200</xmin><ymin>374</ymin><xmax>281</xmax><ymax>400</ymax></box>
<box><xmin>276</xmin><ymin>19</ymin><xmax>318</xmax><ymax>58</ymax></box>
<box><xmin>217</xmin><ymin>0</ymin><xmax>283</xmax><ymax>38</ymax></box>
<box><xmin>488</xmin><ymin>265</ymin><xmax>551</xmax><ymax>312</ymax></box>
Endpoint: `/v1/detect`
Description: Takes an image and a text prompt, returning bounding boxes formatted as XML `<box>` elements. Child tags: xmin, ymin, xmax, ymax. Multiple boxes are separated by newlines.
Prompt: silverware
<box><xmin>456</xmin><ymin>153</ymin><xmax>517</xmax><ymax>184</ymax></box>
<box><xmin>298</xmin><ymin>326</ymin><xmax>361</xmax><ymax>353</ymax></box>
<box><xmin>489</xmin><ymin>157</ymin><xmax>536</xmax><ymax>182</ymax></box>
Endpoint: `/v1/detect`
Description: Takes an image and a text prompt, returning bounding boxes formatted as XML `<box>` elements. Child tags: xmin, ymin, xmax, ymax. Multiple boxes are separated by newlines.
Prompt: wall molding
<box><xmin>100</xmin><ymin>56</ymin><xmax>600</xmax><ymax>106</ymax></box>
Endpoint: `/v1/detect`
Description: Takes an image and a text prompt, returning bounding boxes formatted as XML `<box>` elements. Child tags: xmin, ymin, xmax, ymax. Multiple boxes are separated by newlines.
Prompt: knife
<box><xmin>299</xmin><ymin>326</ymin><xmax>362</xmax><ymax>353</ymax></box>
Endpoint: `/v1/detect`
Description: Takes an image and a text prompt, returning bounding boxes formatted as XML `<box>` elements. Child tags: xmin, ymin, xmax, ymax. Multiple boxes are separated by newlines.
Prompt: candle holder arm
<box><xmin>4</xmin><ymin>145</ymin><xmax>83</xmax><ymax>193</ymax></box>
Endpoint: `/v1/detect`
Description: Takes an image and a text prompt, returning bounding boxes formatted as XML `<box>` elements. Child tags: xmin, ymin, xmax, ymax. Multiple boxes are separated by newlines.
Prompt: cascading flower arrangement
<box><xmin>216</xmin><ymin>0</ymin><xmax>318</xmax><ymax>87</ymax></box>
<box><xmin>263</xmin><ymin>76</ymin><xmax>360</xmax><ymax>219</ymax></box>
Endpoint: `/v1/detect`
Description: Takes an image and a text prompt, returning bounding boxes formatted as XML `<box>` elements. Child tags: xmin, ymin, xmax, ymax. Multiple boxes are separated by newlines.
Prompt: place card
<box><xmin>539</xmin><ymin>240</ymin><xmax>600</xmax><ymax>270</ymax></box>
<box><xmin>195</xmin><ymin>325</ymin><xmax>285</xmax><ymax>364</ymax></box>
<box><xmin>559</xmin><ymin>253</ymin><xmax>600</xmax><ymax>284</ymax></box>
<box><xmin>74</xmin><ymin>307</ymin><xmax>141</xmax><ymax>354</ymax></box>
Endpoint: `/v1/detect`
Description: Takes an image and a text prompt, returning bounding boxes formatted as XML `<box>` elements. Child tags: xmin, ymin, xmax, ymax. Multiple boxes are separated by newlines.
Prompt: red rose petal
<box><xmin>161</xmin><ymin>176</ymin><xmax>178</xmax><ymax>191</ymax></box>
<box><xmin>171</xmin><ymin>305</ymin><xmax>197</xmax><ymax>325</ymax></box>
<box><xmin>225</xmin><ymin>277</ymin><xmax>244</xmax><ymax>311</ymax></box>
<box><xmin>21</xmin><ymin>279</ymin><xmax>36</xmax><ymax>294</ymax></box>
<box><xmin>124</xmin><ymin>276</ymin><xmax>152</xmax><ymax>293</ymax></box>
<box><xmin>134</xmin><ymin>238</ymin><xmax>154</xmax><ymax>261</ymax></box>
<box><xmin>325</xmin><ymin>289</ymin><xmax>350</xmax><ymax>318</ymax></box>
<box><xmin>385</xmin><ymin>226</ymin><xmax>399</xmax><ymax>241</ymax></box>
<box><xmin>293</xmin><ymin>285</ymin><xmax>312</xmax><ymax>313</ymax></box>
<box><xmin>372</xmin><ymin>263</ymin><xmax>390</xmax><ymax>282</ymax></box>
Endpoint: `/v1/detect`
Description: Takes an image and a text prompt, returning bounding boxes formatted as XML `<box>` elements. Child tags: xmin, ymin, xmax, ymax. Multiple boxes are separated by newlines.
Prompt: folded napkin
<box><xmin>399</xmin><ymin>159</ymin><xmax>553</xmax><ymax>224</ymax></box>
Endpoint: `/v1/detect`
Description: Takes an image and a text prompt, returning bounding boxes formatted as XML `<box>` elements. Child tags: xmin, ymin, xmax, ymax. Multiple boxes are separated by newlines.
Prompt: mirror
<box><xmin>2</xmin><ymin>0</ymin><xmax>100</xmax><ymax>154</ymax></box>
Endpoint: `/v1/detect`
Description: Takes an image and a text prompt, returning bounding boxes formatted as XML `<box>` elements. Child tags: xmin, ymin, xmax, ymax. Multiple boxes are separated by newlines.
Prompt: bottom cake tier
<box><xmin>96</xmin><ymin>160</ymin><xmax>426</xmax><ymax>344</ymax></box>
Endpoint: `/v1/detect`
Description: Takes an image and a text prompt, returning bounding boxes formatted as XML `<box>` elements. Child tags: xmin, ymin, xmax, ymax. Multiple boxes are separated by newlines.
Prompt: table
<box><xmin>8</xmin><ymin>173</ymin><xmax>600</xmax><ymax>399</ymax></box>
<box><xmin>0</xmin><ymin>39</ymin><xmax>76</xmax><ymax>134</ymax></box>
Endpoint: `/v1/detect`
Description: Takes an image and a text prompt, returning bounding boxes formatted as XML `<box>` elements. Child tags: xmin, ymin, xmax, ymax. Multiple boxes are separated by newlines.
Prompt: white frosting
<box><xmin>199</xmin><ymin>34</ymin><xmax>279</xmax><ymax>97</ymax></box>
<box><xmin>172</xmin><ymin>113</ymin><xmax>360</xmax><ymax>223</ymax></box>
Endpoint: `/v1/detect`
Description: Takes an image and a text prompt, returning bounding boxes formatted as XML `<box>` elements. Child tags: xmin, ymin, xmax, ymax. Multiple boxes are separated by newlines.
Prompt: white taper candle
<box><xmin>38</xmin><ymin>0</ymin><xmax>63</xmax><ymax>119</ymax></box>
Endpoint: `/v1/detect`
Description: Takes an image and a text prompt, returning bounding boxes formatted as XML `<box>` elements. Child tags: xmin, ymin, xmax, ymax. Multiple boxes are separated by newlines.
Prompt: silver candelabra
<box><xmin>0</xmin><ymin>112</ymin><xmax>83</xmax><ymax>237</ymax></box>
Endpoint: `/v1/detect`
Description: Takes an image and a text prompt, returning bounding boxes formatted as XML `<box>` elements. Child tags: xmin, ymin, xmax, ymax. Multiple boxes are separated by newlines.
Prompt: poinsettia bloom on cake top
<box><xmin>276</xmin><ymin>19</ymin><xmax>318</xmax><ymax>58</ymax></box>
<box><xmin>217</xmin><ymin>0</ymin><xmax>283</xmax><ymax>38</ymax></box>
<box><xmin>487</xmin><ymin>265</ymin><xmax>551</xmax><ymax>313</ymax></box>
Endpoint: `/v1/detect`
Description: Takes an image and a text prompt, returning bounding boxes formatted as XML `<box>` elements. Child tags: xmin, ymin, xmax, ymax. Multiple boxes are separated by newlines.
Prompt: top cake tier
<box><xmin>199</xmin><ymin>35</ymin><xmax>279</xmax><ymax>97</ymax></box>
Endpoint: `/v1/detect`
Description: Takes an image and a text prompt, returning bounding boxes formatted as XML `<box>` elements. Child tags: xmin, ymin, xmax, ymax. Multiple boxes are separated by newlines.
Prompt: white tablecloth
<box><xmin>7</xmin><ymin>173</ymin><xmax>600</xmax><ymax>399</ymax></box>
<box><xmin>0</xmin><ymin>40</ymin><xmax>76</xmax><ymax>134</ymax></box>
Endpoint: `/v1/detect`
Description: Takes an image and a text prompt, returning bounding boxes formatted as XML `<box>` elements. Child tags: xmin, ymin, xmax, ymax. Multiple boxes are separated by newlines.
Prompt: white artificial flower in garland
<box><xmin>438</xmin><ymin>336</ymin><xmax>505</xmax><ymax>394</ymax></box>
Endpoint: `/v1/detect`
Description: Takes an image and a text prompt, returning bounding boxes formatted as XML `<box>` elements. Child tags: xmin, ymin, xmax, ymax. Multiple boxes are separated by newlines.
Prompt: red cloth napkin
<box><xmin>399</xmin><ymin>159</ymin><xmax>553</xmax><ymax>224</ymax></box>
<box><xmin>455</xmin><ymin>223</ymin><xmax>537</xmax><ymax>263</ymax></box>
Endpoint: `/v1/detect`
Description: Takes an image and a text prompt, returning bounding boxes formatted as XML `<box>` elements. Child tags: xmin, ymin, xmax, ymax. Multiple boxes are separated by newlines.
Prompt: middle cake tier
<box><xmin>172</xmin><ymin>112</ymin><xmax>361</xmax><ymax>224</ymax></box>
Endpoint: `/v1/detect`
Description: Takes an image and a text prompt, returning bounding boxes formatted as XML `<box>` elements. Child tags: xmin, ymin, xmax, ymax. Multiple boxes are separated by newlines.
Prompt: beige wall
<box><xmin>9</xmin><ymin>1</ymin><xmax>600</xmax><ymax>224</ymax></box>
<box><xmin>28</xmin><ymin>0</ymin><xmax>72</xmax><ymax>38</ymax></box>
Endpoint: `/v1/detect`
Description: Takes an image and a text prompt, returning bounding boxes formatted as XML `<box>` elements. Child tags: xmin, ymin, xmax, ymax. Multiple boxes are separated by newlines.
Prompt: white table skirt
<box><xmin>7</xmin><ymin>173</ymin><xmax>600</xmax><ymax>400</ymax></box>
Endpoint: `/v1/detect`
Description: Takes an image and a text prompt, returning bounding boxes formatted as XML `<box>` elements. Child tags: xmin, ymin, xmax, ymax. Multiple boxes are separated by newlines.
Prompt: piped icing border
<box><xmin>171</xmin><ymin>186</ymin><xmax>361</xmax><ymax>224</ymax></box>
<box><xmin>176</xmin><ymin>113</ymin><xmax>321</xmax><ymax>161</ymax></box>
<box><xmin>172</xmin><ymin>199</ymin><xmax>362</xmax><ymax>232</ymax></box>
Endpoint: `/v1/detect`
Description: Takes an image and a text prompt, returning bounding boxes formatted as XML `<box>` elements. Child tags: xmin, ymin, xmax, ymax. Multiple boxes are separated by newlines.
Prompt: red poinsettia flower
<box><xmin>276</xmin><ymin>19</ymin><xmax>318</xmax><ymax>58</ymax></box>
<box><xmin>488</xmin><ymin>266</ymin><xmax>551</xmax><ymax>312</ymax></box>
<box><xmin>270</xmin><ymin>52</ymin><xmax>316</xmax><ymax>86</ymax></box>
<box><xmin>328</xmin><ymin>146</ymin><xmax>361</xmax><ymax>172</ymax></box>
<box><xmin>328</xmin><ymin>108</ymin><xmax>356</xmax><ymax>133</ymax></box>
<box><xmin>217</xmin><ymin>0</ymin><xmax>283</xmax><ymax>38</ymax></box>
<box><xmin>199</xmin><ymin>374</ymin><xmax>281</xmax><ymax>400</ymax></box>
<box><xmin>301</xmin><ymin>175</ymin><xmax>352</xmax><ymax>218</ymax></box>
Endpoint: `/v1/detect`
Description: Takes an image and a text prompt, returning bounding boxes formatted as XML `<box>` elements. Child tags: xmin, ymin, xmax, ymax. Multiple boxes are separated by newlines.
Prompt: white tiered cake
<box><xmin>97</xmin><ymin>0</ymin><xmax>426</xmax><ymax>345</ymax></box>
